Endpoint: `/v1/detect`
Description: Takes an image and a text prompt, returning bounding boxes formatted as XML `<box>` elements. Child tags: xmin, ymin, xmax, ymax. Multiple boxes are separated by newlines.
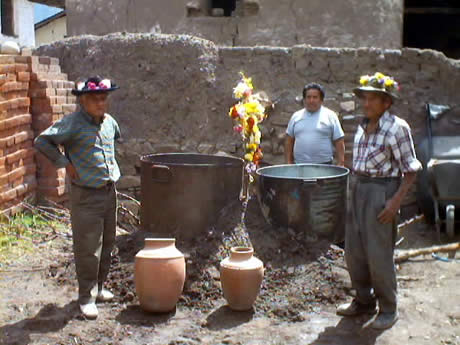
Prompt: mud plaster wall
<box><xmin>65</xmin><ymin>0</ymin><xmax>403</xmax><ymax>49</ymax></box>
<box><xmin>35</xmin><ymin>33</ymin><xmax>460</xmax><ymax>198</ymax></box>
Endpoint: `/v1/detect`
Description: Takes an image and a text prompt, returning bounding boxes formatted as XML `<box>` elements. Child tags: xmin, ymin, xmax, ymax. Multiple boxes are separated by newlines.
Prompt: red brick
<box><xmin>63</xmin><ymin>104</ymin><xmax>77</xmax><ymax>114</ymax></box>
<box><xmin>15</xmin><ymin>64</ymin><xmax>29</xmax><ymax>73</ymax></box>
<box><xmin>14</xmin><ymin>183</ymin><xmax>26</xmax><ymax>196</ymax></box>
<box><xmin>0</xmin><ymin>64</ymin><xmax>15</xmax><ymax>74</ymax></box>
<box><xmin>0</xmin><ymin>189</ymin><xmax>17</xmax><ymax>203</ymax></box>
<box><xmin>55</xmin><ymin>96</ymin><xmax>66</xmax><ymax>105</ymax></box>
<box><xmin>67</xmin><ymin>95</ymin><xmax>77</xmax><ymax>103</ymax></box>
<box><xmin>30</xmin><ymin>80</ymin><xmax>53</xmax><ymax>89</ymax></box>
<box><xmin>17</xmin><ymin>71</ymin><xmax>30</xmax><ymax>82</ymax></box>
<box><xmin>6</xmin><ymin>150</ymin><xmax>23</xmax><ymax>164</ymax></box>
<box><xmin>39</xmin><ymin>57</ymin><xmax>51</xmax><ymax>65</ymax></box>
<box><xmin>52</xmin><ymin>104</ymin><xmax>62</xmax><ymax>113</ymax></box>
<box><xmin>55</xmin><ymin>88</ymin><xmax>67</xmax><ymax>96</ymax></box>
<box><xmin>0</xmin><ymin>173</ymin><xmax>8</xmax><ymax>185</ymax></box>
<box><xmin>0</xmin><ymin>135</ymin><xmax>15</xmax><ymax>148</ymax></box>
<box><xmin>14</xmin><ymin>130</ymin><xmax>34</xmax><ymax>145</ymax></box>
<box><xmin>49</xmin><ymin>65</ymin><xmax>61</xmax><ymax>73</ymax></box>
<box><xmin>14</xmin><ymin>56</ymin><xmax>29</xmax><ymax>64</ymax></box>
<box><xmin>0</xmin><ymin>56</ymin><xmax>15</xmax><ymax>64</ymax></box>
<box><xmin>0</xmin><ymin>74</ymin><xmax>7</xmax><ymax>86</ymax></box>
<box><xmin>7</xmin><ymin>166</ymin><xmax>26</xmax><ymax>182</ymax></box>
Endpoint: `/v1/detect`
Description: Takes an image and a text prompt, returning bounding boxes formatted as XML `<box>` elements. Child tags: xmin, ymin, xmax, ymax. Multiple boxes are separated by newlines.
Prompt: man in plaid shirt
<box><xmin>336</xmin><ymin>72</ymin><xmax>422</xmax><ymax>329</ymax></box>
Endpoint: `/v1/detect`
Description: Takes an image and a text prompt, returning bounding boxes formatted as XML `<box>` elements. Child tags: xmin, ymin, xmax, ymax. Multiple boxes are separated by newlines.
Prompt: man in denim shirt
<box><xmin>34</xmin><ymin>76</ymin><xmax>121</xmax><ymax>319</ymax></box>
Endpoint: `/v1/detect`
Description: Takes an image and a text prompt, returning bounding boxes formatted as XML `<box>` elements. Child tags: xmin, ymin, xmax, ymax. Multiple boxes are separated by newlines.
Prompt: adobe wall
<box><xmin>35</xmin><ymin>33</ymin><xmax>460</xmax><ymax>199</ymax></box>
<box><xmin>66</xmin><ymin>0</ymin><xmax>403</xmax><ymax>49</ymax></box>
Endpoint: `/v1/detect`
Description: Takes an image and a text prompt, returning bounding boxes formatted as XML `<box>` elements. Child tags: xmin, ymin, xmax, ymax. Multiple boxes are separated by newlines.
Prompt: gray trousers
<box><xmin>345</xmin><ymin>176</ymin><xmax>400</xmax><ymax>313</ymax></box>
<box><xmin>70</xmin><ymin>183</ymin><xmax>117</xmax><ymax>304</ymax></box>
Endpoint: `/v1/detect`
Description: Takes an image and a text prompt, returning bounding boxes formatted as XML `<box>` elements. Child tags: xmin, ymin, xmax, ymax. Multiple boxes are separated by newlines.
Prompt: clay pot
<box><xmin>134</xmin><ymin>238</ymin><xmax>185</xmax><ymax>312</ymax></box>
<box><xmin>220</xmin><ymin>246</ymin><xmax>264</xmax><ymax>311</ymax></box>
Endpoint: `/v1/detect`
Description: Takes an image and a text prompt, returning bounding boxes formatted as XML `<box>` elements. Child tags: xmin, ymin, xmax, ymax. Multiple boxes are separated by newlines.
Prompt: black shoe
<box><xmin>337</xmin><ymin>299</ymin><xmax>377</xmax><ymax>316</ymax></box>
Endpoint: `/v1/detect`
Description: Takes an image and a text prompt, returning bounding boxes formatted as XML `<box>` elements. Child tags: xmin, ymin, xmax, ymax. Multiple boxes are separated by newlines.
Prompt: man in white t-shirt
<box><xmin>285</xmin><ymin>83</ymin><xmax>345</xmax><ymax>165</ymax></box>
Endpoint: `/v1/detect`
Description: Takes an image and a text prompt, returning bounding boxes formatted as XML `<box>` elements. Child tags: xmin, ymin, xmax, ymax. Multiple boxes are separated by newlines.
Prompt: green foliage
<box><xmin>0</xmin><ymin>211</ymin><xmax>60</xmax><ymax>264</ymax></box>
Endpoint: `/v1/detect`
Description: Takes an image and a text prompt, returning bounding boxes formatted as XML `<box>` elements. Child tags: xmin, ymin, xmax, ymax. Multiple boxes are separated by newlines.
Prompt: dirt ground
<box><xmin>1</xmin><ymin>199</ymin><xmax>459</xmax><ymax>345</ymax></box>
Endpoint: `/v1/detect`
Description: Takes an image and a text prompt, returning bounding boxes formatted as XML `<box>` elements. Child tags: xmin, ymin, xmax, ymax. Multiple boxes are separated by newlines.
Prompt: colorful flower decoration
<box><xmin>228</xmin><ymin>72</ymin><xmax>269</xmax><ymax>200</ymax></box>
<box><xmin>359</xmin><ymin>72</ymin><xmax>399</xmax><ymax>92</ymax></box>
<box><xmin>229</xmin><ymin>73</ymin><xmax>268</xmax><ymax>168</ymax></box>
<box><xmin>76</xmin><ymin>79</ymin><xmax>112</xmax><ymax>91</ymax></box>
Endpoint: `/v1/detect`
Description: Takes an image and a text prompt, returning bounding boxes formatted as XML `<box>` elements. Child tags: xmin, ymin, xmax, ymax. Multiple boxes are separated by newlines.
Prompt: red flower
<box><xmin>99</xmin><ymin>82</ymin><xmax>108</xmax><ymax>89</ymax></box>
<box><xmin>247</xmin><ymin>117</ymin><xmax>255</xmax><ymax>130</ymax></box>
<box><xmin>88</xmin><ymin>82</ymin><xmax>97</xmax><ymax>90</ymax></box>
<box><xmin>231</xmin><ymin>106</ymin><xmax>239</xmax><ymax>119</ymax></box>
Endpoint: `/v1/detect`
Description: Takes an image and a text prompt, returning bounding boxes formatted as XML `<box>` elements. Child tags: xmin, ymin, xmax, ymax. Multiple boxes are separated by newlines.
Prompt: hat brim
<box><xmin>353</xmin><ymin>86</ymin><xmax>399</xmax><ymax>100</ymax></box>
<box><xmin>71</xmin><ymin>85</ymin><xmax>120</xmax><ymax>96</ymax></box>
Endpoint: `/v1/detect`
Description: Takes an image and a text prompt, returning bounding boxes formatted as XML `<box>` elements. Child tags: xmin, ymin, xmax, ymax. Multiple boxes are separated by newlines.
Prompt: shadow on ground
<box><xmin>204</xmin><ymin>305</ymin><xmax>255</xmax><ymax>330</ymax></box>
<box><xmin>116</xmin><ymin>304</ymin><xmax>176</xmax><ymax>326</ymax></box>
<box><xmin>0</xmin><ymin>302</ymin><xmax>78</xmax><ymax>345</ymax></box>
<box><xmin>309</xmin><ymin>316</ymin><xmax>384</xmax><ymax>345</ymax></box>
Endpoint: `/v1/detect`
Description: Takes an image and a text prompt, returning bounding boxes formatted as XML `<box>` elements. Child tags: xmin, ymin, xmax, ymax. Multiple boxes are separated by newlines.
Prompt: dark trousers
<box><xmin>70</xmin><ymin>183</ymin><xmax>117</xmax><ymax>304</ymax></box>
<box><xmin>345</xmin><ymin>176</ymin><xmax>400</xmax><ymax>313</ymax></box>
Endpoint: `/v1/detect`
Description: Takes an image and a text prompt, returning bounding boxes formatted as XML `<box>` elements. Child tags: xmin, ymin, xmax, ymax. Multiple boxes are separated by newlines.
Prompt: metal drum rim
<box><xmin>140</xmin><ymin>152</ymin><xmax>244</xmax><ymax>167</ymax></box>
<box><xmin>256</xmin><ymin>163</ymin><xmax>350</xmax><ymax>180</ymax></box>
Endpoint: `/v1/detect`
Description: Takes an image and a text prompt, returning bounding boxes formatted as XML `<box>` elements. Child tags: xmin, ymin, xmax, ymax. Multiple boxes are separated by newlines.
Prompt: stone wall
<box><xmin>35</xmin><ymin>33</ymin><xmax>460</xmax><ymax>201</ymax></box>
<box><xmin>66</xmin><ymin>0</ymin><xmax>403</xmax><ymax>49</ymax></box>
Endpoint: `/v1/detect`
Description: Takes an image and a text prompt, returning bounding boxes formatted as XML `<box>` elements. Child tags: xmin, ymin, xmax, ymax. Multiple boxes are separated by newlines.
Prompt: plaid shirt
<box><xmin>352</xmin><ymin>111</ymin><xmax>422</xmax><ymax>177</ymax></box>
<box><xmin>34</xmin><ymin>110</ymin><xmax>121</xmax><ymax>188</ymax></box>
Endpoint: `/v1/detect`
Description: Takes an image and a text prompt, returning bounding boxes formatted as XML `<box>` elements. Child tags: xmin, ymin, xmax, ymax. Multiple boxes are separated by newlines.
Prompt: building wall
<box><xmin>35</xmin><ymin>15</ymin><xmax>67</xmax><ymax>46</ymax></box>
<box><xmin>0</xmin><ymin>0</ymin><xmax>35</xmax><ymax>47</ymax></box>
<box><xmin>35</xmin><ymin>34</ymin><xmax>460</xmax><ymax>203</ymax></box>
<box><xmin>66</xmin><ymin>0</ymin><xmax>403</xmax><ymax>48</ymax></box>
<box><xmin>0</xmin><ymin>48</ymin><xmax>76</xmax><ymax>214</ymax></box>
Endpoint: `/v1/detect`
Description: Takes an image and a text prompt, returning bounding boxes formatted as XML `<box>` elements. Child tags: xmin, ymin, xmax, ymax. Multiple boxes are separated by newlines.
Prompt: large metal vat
<box><xmin>140</xmin><ymin>153</ymin><xmax>243</xmax><ymax>238</ymax></box>
<box><xmin>256</xmin><ymin>164</ymin><xmax>349</xmax><ymax>243</ymax></box>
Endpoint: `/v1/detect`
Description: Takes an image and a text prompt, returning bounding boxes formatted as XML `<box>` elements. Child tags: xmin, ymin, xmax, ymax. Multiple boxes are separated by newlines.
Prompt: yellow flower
<box><xmin>246</xmin><ymin>143</ymin><xmax>258</xmax><ymax>151</ymax></box>
<box><xmin>244</xmin><ymin>152</ymin><xmax>254</xmax><ymax>161</ymax></box>
<box><xmin>384</xmin><ymin>78</ymin><xmax>394</xmax><ymax>87</ymax></box>
<box><xmin>360</xmin><ymin>76</ymin><xmax>369</xmax><ymax>86</ymax></box>
<box><xmin>375</xmin><ymin>72</ymin><xmax>385</xmax><ymax>80</ymax></box>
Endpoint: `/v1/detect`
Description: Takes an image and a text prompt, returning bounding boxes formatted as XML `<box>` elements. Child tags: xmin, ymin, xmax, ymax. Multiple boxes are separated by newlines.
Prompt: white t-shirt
<box><xmin>286</xmin><ymin>106</ymin><xmax>344</xmax><ymax>164</ymax></box>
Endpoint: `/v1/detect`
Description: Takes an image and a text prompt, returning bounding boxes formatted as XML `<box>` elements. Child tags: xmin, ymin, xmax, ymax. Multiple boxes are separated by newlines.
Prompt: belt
<box><xmin>354</xmin><ymin>174</ymin><xmax>401</xmax><ymax>185</ymax></box>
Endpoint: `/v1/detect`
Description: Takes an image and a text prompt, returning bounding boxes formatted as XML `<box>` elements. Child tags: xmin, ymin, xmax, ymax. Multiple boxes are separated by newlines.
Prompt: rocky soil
<box><xmin>1</xmin><ymin>199</ymin><xmax>459</xmax><ymax>345</ymax></box>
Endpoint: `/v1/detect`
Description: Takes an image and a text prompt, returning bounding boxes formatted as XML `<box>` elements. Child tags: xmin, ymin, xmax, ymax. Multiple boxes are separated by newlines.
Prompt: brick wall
<box><xmin>0</xmin><ymin>50</ymin><xmax>76</xmax><ymax>215</ymax></box>
<box><xmin>29</xmin><ymin>56</ymin><xmax>75</xmax><ymax>204</ymax></box>
<box><xmin>0</xmin><ymin>53</ymin><xmax>37</xmax><ymax>214</ymax></box>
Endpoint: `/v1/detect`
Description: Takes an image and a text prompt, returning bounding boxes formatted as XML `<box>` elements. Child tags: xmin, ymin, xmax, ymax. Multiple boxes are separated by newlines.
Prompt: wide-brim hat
<box><xmin>71</xmin><ymin>76</ymin><xmax>119</xmax><ymax>96</ymax></box>
<box><xmin>353</xmin><ymin>72</ymin><xmax>400</xmax><ymax>100</ymax></box>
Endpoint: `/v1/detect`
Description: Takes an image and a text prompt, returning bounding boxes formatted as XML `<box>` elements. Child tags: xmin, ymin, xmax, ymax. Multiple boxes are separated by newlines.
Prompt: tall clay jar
<box><xmin>135</xmin><ymin>238</ymin><xmax>186</xmax><ymax>312</ymax></box>
<box><xmin>220</xmin><ymin>247</ymin><xmax>264</xmax><ymax>311</ymax></box>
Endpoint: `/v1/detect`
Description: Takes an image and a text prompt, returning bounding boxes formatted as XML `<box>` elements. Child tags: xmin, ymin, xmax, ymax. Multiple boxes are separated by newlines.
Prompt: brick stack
<box><xmin>29</xmin><ymin>56</ymin><xmax>76</xmax><ymax>204</ymax></box>
<box><xmin>0</xmin><ymin>54</ymin><xmax>37</xmax><ymax>214</ymax></box>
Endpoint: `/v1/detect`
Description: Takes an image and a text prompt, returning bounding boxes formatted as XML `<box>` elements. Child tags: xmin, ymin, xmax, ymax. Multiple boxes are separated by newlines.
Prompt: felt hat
<box><xmin>71</xmin><ymin>76</ymin><xmax>119</xmax><ymax>96</ymax></box>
